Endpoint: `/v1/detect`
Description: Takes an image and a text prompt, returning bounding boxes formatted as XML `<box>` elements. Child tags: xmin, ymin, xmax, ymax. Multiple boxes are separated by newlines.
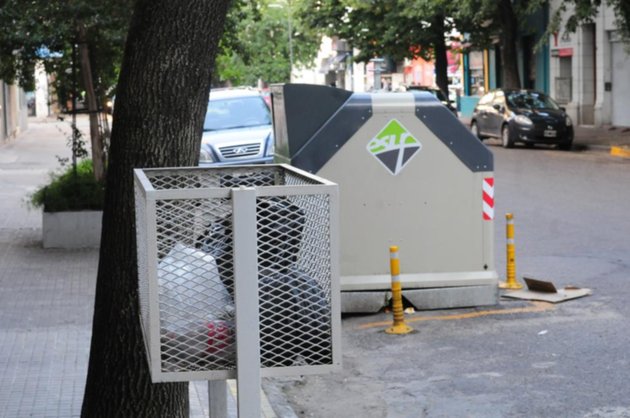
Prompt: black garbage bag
<box><xmin>196</xmin><ymin>216</ymin><xmax>234</xmax><ymax>291</ymax></box>
<box><xmin>259</xmin><ymin>267</ymin><xmax>332</xmax><ymax>367</ymax></box>
<box><xmin>256</xmin><ymin>197</ymin><xmax>305</xmax><ymax>269</ymax></box>
<box><xmin>196</xmin><ymin>196</ymin><xmax>306</xmax><ymax>293</ymax></box>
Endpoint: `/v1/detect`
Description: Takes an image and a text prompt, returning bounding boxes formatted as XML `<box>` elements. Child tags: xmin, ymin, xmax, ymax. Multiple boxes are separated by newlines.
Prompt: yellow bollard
<box><xmin>499</xmin><ymin>213</ymin><xmax>523</xmax><ymax>290</ymax></box>
<box><xmin>385</xmin><ymin>246</ymin><xmax>413</xmax><ymax>334</ymax></box>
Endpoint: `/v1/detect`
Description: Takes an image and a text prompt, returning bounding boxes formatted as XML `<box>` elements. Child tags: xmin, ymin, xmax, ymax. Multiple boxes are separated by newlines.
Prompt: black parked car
<box><xmin>470</xmin><ymin>89</ymin><xmax>573</xmax><ymax>150</ymax></box>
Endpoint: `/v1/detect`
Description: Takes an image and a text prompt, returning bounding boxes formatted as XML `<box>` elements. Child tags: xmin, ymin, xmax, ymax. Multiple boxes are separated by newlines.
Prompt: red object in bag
<box><xmin>206</xmin><ymin>320</ymin><xmax>233</xmax><ymax>354</ymax></box>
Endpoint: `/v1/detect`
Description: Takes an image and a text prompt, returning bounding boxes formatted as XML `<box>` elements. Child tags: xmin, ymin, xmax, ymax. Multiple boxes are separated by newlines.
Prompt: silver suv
<box><xmin>199</xmin><ymin>88</ymin><xmax>274</xmax><ymax>166</ymax></box>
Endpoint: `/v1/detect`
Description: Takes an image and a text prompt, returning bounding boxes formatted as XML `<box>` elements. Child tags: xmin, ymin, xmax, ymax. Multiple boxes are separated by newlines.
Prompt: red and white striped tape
<box><xmin>482</xmin><ymin>177</ymin><xmax>494</xmax><ymax>220</ymax></box>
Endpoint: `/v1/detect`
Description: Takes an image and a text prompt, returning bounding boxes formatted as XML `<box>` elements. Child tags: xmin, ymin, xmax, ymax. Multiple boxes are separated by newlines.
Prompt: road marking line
<box><xmin>357</xmin><ymin>301</ymin><xmax>554</xmax><ymax>330</ymax></box>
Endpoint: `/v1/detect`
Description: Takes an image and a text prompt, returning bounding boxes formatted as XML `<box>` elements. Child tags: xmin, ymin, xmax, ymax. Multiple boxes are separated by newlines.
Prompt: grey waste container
<box><xmin>271</xmin><ymin>83</ymin><xmax>498</xmax><ymax>312</ymax></box>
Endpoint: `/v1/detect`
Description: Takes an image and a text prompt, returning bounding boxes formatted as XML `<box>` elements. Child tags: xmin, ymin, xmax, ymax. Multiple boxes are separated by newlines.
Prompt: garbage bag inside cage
<box><xmin>259</xmin><ymin>267</ymin><xmax>332</xmax><ymax>367</ymax></box>
<box><xmin>157</xmin><ymin>244</ymin><xmax>236</xmax><ymax>371</ymax></box>
<box><xmin>196</xmin><ymin>196</ymin><xmax>306</xmax><ymax>293</ymax></box>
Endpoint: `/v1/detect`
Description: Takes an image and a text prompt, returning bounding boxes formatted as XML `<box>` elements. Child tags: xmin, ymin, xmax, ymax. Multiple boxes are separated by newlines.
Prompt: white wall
<box><xmin>292</xmin><ymin>36</ymin><xmax>332</xmax><ymax>86</ymax></box>
<box><xmin>35</xmin><ymin>63</ymin><xmax>50</xmax><ymax>118</ymax></box>
<box><xmin>549</xmin><ymin>0</ymin><xmax>630</xmax><ymax>126</ymax></box>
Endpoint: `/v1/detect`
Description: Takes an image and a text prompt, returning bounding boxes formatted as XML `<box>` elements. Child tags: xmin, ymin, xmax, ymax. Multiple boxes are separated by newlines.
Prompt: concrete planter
<box><xmin>42</xmin><ymin>211</ymin><xmax>103</xmax><ymax>249</ymax></box>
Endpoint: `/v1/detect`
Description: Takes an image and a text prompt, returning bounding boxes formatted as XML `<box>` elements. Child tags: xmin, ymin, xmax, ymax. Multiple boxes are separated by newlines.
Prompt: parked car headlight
<box><xmin>199</xmin><ymin>147</ymin><xmax>215</xmax><ymax>163</ymax></box>
<box><xmin>565</xmin><ymin>115</ymin><xmax>572</xmax><ymax>127</ymax></box>
<box><xmin>514</xmin><ymin>115</ymin><xmax>533</xmax><ymax>126</ymax></box>
<box><xmin>264</xmin><ymin>134</ymin><xmax>275</xmax><ymax>157</ymax></box>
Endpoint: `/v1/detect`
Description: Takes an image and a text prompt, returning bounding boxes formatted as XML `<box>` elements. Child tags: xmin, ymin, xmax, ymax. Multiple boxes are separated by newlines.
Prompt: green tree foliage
<box><xmin>0</xmin><ymin>0</ymin><xmax>133</xmax><ymax>183</ymax></box>
<box><xmin>298</xmin><ymin>0</ymin><xmax>553</xmax><ymax>91</ymax></box>
<box><xmin>294</xmin><ymin>0</ymin><xmax>462</xmax><ymax>95</ymax></box>
<box><xmin>215</xmin><ymin>0</ymin><xmax>320</xmax><ymax>86</ymax></box>
<box><xmin>0</xmin><ymin>0</ymin><xmax>132</xmax><ymax>106</ymax></box>
<box><xmin>30</xmin><ymin>159</ymin><xmax>105</xmax><ymax>212</ymax></box>
<box><xmin>454</xmin><ymin>0</ymin><xmax>538</xmax><ymax>89</ymax></box>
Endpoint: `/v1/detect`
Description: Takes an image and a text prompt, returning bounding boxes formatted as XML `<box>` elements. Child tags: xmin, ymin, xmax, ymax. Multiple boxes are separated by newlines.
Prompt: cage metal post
<box><xmin>232</xmin><ymin>186</ymin><xmax>261</xmax><ymax>417</ymax></box>
<box><xmin>208</xmin><ymin>380</ymin><xmax>228</xmax><ymax>418</ymax></box>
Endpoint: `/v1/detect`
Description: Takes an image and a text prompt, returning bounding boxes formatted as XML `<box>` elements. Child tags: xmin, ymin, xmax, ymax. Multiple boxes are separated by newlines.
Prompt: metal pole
<box><xmin>71</xmin><ymin>42</ymin><xmax>78</xmax><ymax>175</ymax></box>
<box><xmin>385</xmin><ymin>246</ymin><xmax>412</xmax><ymax>334</ymax></box>
<box><xmin>208</xmin><ymin>381</ymin><xmax>228</xmax><ymax>418</ymax></box>
<box><xmin>231</xmin><ymin>187</ymin><xmax>261</xmax><ymax>417</ymax></box>
<box><xmin>500</xmin><ymin>213</ymin><xmax>523</xmax><ymax>289</ymax></box>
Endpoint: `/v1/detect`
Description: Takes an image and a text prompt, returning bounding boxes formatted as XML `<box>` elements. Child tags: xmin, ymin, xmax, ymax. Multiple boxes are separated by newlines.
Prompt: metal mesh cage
<box><xmin>134</xmin><ymin>165</ymin><xmax>340</xmax><ymax>382</ymax></box>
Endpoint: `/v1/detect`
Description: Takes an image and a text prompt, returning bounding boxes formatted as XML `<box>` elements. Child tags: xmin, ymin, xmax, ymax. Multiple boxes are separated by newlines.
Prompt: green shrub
<box><xmin>30</xmin><ymin>159</ymin><xmax>105</xmax><ymax>212</ymax></box>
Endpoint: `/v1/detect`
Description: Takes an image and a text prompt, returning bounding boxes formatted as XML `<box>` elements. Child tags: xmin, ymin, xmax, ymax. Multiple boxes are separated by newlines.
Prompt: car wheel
<box><xmin>470</xmin><ymin>121</ymin><xmax>483</xmax><ymax>140</ymax></box>
<box><xmin>558</xmin><ymin>141</ymin><xmax>572</xmax><ymax>151</ymax></box>
<box><xmin>501</xmin><ymin>124</ymin><xmax>514</xmax><ymax>148</ymax></box>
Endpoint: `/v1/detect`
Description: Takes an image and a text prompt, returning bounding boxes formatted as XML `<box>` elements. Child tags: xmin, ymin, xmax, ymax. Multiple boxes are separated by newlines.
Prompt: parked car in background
<box><xmin>199</xmin><ymin>88</ymin><xmax>274</xmax><ymax>166</ymax></box>
<box><xmin>406</xmin><ymin>85</ymin><xmax>458</xmax><ymax>115</ymax></box>
<box><xmin>470</xmin><ymin>89</ymin><xmax>573</xmax><ymax>150</ymax></box>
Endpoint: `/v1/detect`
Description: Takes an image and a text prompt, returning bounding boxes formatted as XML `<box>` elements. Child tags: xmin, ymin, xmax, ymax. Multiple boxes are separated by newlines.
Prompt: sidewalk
<box><xmin>0</xmin><ymin>117</ymin><xmax>95</xmax><ymax>418</ymax></box>
<box><xmin>0</xmin><ymin>116</ymin><xmax>292</xmax><ymax>418</ymax></box>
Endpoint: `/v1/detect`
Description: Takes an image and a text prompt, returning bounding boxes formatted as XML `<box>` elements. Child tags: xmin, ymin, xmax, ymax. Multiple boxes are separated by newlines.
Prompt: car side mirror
<box><xmin>560</xmin><ymin>106</ymin><xmax>566</xmax><ymax>112</ymax></box>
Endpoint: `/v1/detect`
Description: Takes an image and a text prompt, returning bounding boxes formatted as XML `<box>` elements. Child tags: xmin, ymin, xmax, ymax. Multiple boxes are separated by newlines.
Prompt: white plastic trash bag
<box><xmin>157</xmin><ymin>244</ymin><xmax>235</xmax><ymax>370</ymax></box>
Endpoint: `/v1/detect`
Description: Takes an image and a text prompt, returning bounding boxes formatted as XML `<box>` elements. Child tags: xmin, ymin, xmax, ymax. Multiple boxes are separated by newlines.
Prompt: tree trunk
<box><xmin>78</xmin><ymin>25</ymin><xmax>106</xmax><ymax>183</ymax></box>
<box><xmin>81</xmin><ymin>0</ymin><xmax>230</xmax><ymax>416</ymax></box>
<box><xmin>499</xmin><ymin>0</ymin><xmax>521</xmax><ymax>89</ymax></box>
<box><xmin>432</xmin><ymin>14</ymin><xmax>449</xmax><ymax>99</ymax></box>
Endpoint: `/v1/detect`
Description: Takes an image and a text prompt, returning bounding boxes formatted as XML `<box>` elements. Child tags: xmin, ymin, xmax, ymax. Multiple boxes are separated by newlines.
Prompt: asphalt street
<box><xmin>277</xmin><ymin>144</ymin><xmax>630</xmax><ymax>417</ymax></box>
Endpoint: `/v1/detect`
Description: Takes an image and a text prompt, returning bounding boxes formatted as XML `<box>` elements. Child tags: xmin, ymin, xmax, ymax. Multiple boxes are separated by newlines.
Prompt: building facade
<box><xmin>549</xmin><ymin>0</ymin><xmax>630</xmax><ymax>127</ymax></box>
<box><xmin>0</xmin><ymin>81</ymin><xmax>29</xmax><ymax>144</ymax></box>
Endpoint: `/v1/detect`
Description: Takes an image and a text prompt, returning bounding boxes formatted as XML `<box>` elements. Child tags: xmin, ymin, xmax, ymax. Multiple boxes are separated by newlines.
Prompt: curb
<box><xmin>610</xmin><ymin>145</ymin><xmax>630</xmax><ymax>159</ymax></box>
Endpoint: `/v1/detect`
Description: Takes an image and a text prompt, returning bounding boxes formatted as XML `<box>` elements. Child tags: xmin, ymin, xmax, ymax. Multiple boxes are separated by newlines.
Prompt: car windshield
<box><xmin>203</xmin><ymin>96</ymin><xmax>271</xmax><ymax>131</ymax></box>
<box><xmin>506</xmin><ymin>92</ymin><xmax>560</xmax><ymax>110</ymax></box>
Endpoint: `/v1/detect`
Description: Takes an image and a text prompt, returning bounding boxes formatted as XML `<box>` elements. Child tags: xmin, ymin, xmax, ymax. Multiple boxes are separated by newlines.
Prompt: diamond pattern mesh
<box><xmin>135</xmin><ymin>166</ymin><xmax>335</xmax><ymax>378</ymax></box>
<box><xmin>258</xmin><ymin>194</ymin><xmax>332</xmax><ymax>367</ymax></box>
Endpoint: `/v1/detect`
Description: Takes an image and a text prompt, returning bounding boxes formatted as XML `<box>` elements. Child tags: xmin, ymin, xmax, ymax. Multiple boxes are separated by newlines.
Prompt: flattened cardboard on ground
<box><xmin>501</xmin><ymin>277</ymin><xmax>592</xmax><ymax>303</ymax></box>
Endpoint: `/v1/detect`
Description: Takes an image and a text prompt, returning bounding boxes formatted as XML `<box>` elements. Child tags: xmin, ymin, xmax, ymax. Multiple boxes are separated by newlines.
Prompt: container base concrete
<box><xmin>42</xmin><ymin>211</ymin><xmax>102</xmax><ymax>249</ymax></box>
<box><xmin>341</xmin><ymin>285</ymin><xmax>499</xmax><ymax>313</ymax></box>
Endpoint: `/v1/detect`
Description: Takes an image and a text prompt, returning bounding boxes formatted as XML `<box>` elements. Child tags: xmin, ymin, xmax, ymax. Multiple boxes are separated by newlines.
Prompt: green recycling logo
<box><xmin>367</xmin><ymin>119</ymin><xmax>422</xmax><ymax>175</ymax></box>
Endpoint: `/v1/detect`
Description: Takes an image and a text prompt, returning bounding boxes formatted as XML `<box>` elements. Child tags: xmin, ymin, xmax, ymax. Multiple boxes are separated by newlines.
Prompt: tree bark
<box><xmin>432</xmin><ymin>14</ymin><xmax>449</xmax><ymax>99</ymax></box>
<box><xmin>81</xmin><ymin>0</ymin><xmax>230</xmax><ymax>416</ymax></box>
<box><xmin>498</xmin><ymin>0</ymin><xmax>521</xmax><ymax>89</ymax></box>
<box><xmin>78</xmin><ymin>24</ymin><xmax>106</xmax><ymax>183</ymax></box>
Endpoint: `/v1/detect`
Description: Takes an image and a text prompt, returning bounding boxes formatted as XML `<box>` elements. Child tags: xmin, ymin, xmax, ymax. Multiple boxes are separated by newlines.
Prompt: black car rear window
<box><xmin>507</xmin><ymin>92</ymin><xmax>560</xmax><ymax>110</ymax></box>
